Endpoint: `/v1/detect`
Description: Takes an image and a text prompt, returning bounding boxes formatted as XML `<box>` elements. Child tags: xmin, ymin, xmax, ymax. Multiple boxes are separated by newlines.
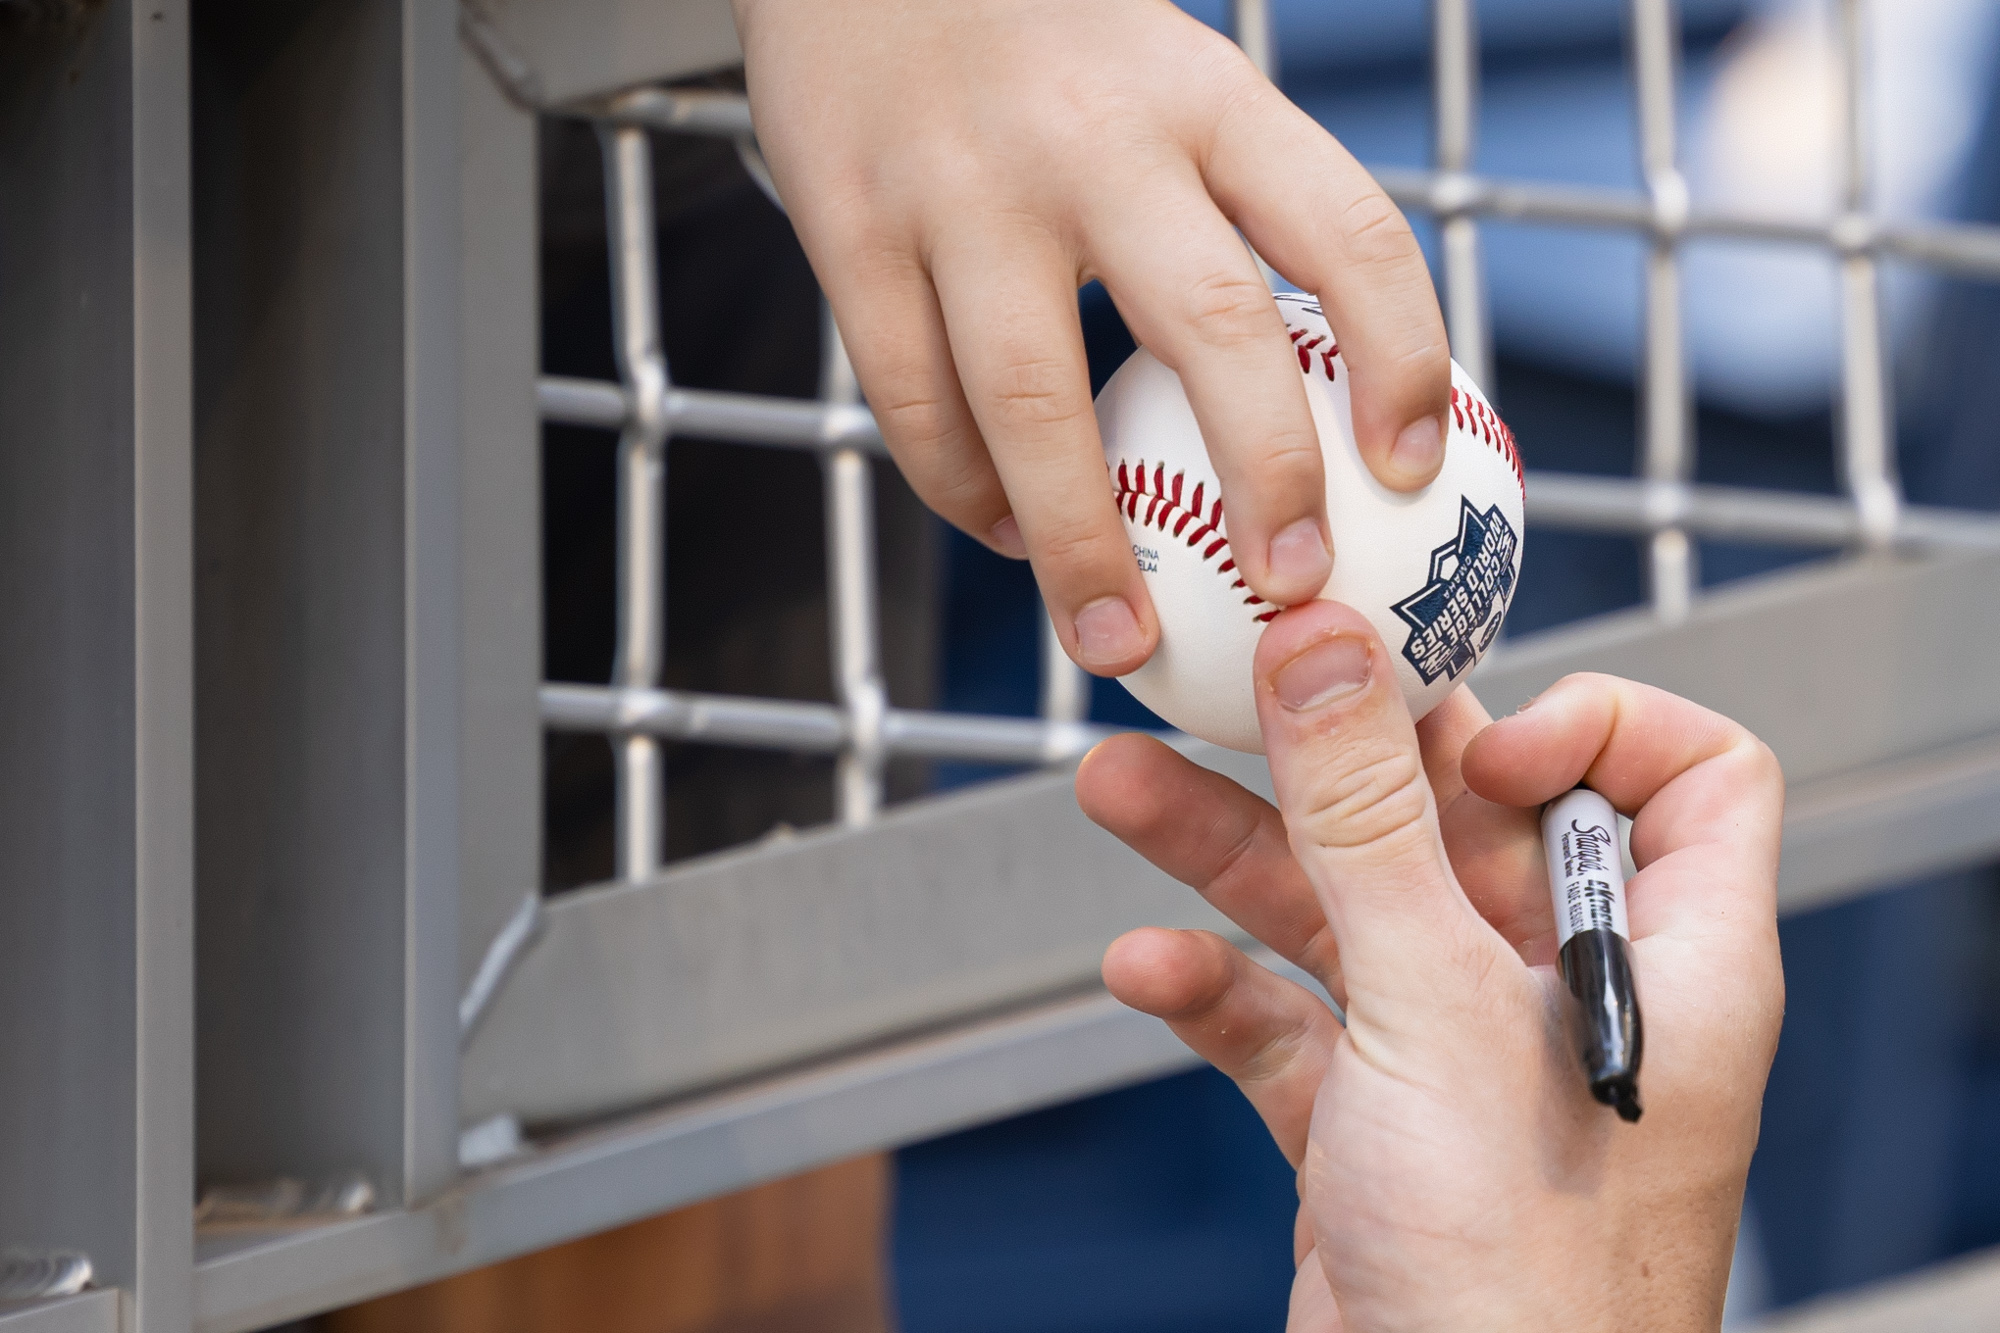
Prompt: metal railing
<box><xmin>544</xmin><ymin>0</ymin><xmax>2000</xmax><ymax>884</ymax></box>
<box><xmin>555</xmin><ymin>109</ymin><xmax>1109</xmax><ymax>882</ymax></box>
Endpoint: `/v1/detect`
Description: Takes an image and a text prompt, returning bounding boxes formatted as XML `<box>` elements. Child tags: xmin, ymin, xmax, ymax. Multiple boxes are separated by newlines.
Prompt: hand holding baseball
<box><xmin>1077</xmin><ymin>602</ymin><xmax>1785</xmax><ymax>1330</ymax></box>
<box><xmin>732</xmin><ymin>0</ymin><xmax>1451</xmax><ymax>676</ymax></box>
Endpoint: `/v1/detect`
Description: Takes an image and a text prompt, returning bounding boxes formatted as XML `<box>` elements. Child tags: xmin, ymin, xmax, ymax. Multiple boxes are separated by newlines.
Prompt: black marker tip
<box><xmin>1593</xmin><ymin>1076</ymin><xmax>1643</xmax><ymax>1123</ymax></box>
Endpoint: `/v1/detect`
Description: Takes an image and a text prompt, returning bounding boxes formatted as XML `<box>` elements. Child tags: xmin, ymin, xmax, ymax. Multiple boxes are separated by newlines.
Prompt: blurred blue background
<box><xmin>892</xmin><ymin>1</ymin><xmax>2000</xmax><ymax>1328</ymax></box>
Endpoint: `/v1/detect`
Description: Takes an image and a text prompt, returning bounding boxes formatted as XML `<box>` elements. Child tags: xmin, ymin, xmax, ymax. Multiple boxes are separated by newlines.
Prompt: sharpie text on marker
<box><xmin>1552</xmin><ymin>815</ymin><xmax>1628</xmax><ymax>940</ymax></box>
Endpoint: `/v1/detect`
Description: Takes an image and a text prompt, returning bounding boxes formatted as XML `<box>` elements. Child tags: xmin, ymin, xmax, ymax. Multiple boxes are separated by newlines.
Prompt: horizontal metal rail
<box><xmin>542</xmin><ymin>683</ymin><xmax>1118</xmax><ymax>765</ymax></box>
<box><xmin>571</xmin><ymin>89</ymin><xmax>2000</xmax><ymax>281</ymax></box>
<box><xmin>539</xmin><ymin>376</ymin><xmax>886</xmax><ymax>454</ymax></box>
<box><xmin>1526</xmin><ymin>474</ymin><xmax>2000</xmax><ymax>551</ymax></box>
<box><xmin>585</xmin><ymin>86</ymin><xmax>756</xmax><ymax>138</ymax></box>
<box><xmin>543</xmin><ymin>374</ymin><xmax>2000</xmax><ymax>553</ymax></box>
<box><xmin>1375</xmin><ymin>166</ymin><xmax>2000</xmax><ymax>279</ymax></box>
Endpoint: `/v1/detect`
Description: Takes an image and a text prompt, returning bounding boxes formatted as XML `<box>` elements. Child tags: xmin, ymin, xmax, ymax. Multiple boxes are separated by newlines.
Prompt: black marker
<box><xmin>1542</xmin><ymin>788</ymin><xmax>1644</xmax><ymax>1122</ymax></box>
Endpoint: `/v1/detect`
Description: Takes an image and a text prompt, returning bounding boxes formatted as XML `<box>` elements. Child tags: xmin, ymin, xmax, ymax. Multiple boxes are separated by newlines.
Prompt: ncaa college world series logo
<box><xmin>1392</xmin><ymin>497</ymin><xmax>1520</xmax><ymax>685</ymax></box>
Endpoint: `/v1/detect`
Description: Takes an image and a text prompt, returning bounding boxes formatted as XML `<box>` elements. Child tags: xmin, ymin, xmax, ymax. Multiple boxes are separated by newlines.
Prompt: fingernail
<box><xmin>1266</xmin><ymin>517</ymin><xmax>1332</xmax><ymax>594</ymax></box>
<box><xmin>990</xmin><ymin>515</ymin><xmax>1027</xmax><ymax>559</ymax></box>
<box><xmin>1390</xmin><ymin>415</ymin><xmax>1444</xmax><ymax>481</ymax></box>
<box><xmin>1074</xmin><ymin>596</ymin><xmax>1144</xmax><ymax>670</ymax></box>
<box><xmin>1273</xmin><ymin>635</ymin><xmax>1373</xmax><ymax>711</ymax></box>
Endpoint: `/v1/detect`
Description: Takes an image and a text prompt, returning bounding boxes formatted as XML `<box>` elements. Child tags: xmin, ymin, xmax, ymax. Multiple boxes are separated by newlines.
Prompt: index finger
<box><xmin>1077</xmin><ymin>704</ymin><xmax>1553</xmax><ymax>997</ymax></box>
<box><xmin>1077</xmin><ymin>732</ymin><xmax>1346</xmax><ymax>999</ymax></box>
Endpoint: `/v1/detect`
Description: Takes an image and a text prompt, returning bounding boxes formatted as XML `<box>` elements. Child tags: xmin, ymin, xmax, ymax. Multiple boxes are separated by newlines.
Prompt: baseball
<box><xmin>1096</xmin><ymin>292</ymin><xmax>1526</xmax><ymax>754</ymax></box>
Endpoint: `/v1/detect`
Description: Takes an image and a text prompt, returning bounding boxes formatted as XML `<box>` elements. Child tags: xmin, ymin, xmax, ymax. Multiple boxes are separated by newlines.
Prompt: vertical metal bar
<box><xmin>133</xmin><ymin>0</ymin><xmax>197</xmax><ymax>1323</ymax></box>
<box><xmin>1433</xmin><ymin>0</ymin><xmax>1492</xmax><ymax>390</ymax></box>
<box><xmin>1434</xmin><ymin>0</ymin><xmax>1496</xmax><ymax>658</ymax></box>
<box><xmin>401</xmin><ymin>0</ymin><xmax>466</xmax><ymax>1205</ymax></box>
<box><xmin>1835</xmin><ymin>0</ymin><xmax>1901</xmax><ymax>547</ymax></box>
<box><xmin>1040</xmin><ymin>609</ymin><xmax>1091</xmax><ymax>727</ymax></box>
<box><xmin>600</xmin><ymin>117</ymin><xmax>670</xmax><ymax>880</ymax></box>
<box><xmin>1231</xmin><ymin>0</ymin><xmax>1282</xmax><ymax>288</ymax></box>
<box><xmin>1632</xmin><ymin>0</ymin><xmax>1696</xmax><ymax>621</ymax></box>
<box><xmin>456</xmin><ymin>29</ymin><xmax>544</xmax><ymax>1005</ymax></box>
<box><xmin>1231</xmin><ymin>0</ymin><xmax>1278</xmax><ymax>84</ymax></box>
<box><xmin>0</xmin><ymin>2</ymin><xmax>194</xmax><ymax>1322</ymax></box>
<box><xmin>819</xmin><ymin>305</ymin><xmax>887</xmax><ymax>824</ymax></box>
<box><xmin>192</xmin><ymin>0</ymin><xmax>460</xmax><ymax>1217</ymax></box>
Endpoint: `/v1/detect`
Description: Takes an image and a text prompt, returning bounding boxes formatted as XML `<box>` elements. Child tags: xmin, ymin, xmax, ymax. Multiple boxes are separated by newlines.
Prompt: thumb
<box><xmin>1253</xmin><ymin>600</ymin><xmax>1507</xmax><ymax>1022</ymax></box>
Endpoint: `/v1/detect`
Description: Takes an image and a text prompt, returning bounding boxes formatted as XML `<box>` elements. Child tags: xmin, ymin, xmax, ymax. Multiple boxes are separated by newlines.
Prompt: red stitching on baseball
<box><xmin>1279</xmin><ymin>319</ymin><xmax>1523</xmax><ymax>496</ymax></box>
<box><xmin>1451</xmin><ymin>385</ymin><xmax>1525</xmax><ymax>495</ymax></box>
<box><xmin>1111</xmin><ymin>461</ymin><xmax>1279</xmax><ymax>623</ymax></box>
<box><xmin>1108</xmin><ymin>337</ymin><xmax>1521</xmax><ymax>631</ymax></box>
<box><xmin>1290</xmin><ymin>328</ymin><xmax>1340</xmax><ymax>382</ymax></box>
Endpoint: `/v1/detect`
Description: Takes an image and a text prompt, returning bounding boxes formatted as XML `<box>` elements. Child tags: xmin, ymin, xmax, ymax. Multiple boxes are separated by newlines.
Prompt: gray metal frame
<box><xmin>5</xmin><ymin>0</ymin><xmax>2000</xmax><ymax>1330</ymax></box>
<box><xmin>1</xmin><ymin>3</ymin><xmax>194</xmax><ymax>1330</ymax></box>
<box><xmin>189</xmin><ymin>0</ymin><xmax>460</xmax><ymax>1216</ymax></box>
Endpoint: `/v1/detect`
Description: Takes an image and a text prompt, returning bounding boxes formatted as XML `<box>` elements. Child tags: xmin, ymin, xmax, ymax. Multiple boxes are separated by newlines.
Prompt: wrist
<box><xmin>1458</xmin><ymin>1180</ymin><xmax>1741</xmax><ymax>1333</ymax></box>
<box><xmin>1548</xmin><ymin>1180</ymin><xmax>1741</xmax><ymax>1333</ymax></box>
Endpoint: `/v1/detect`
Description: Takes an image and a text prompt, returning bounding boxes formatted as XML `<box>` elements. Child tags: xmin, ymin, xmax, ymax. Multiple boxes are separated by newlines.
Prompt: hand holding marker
<box><xmin>1543</xmin><ymin>787</ymin><xmax>1645</xmax><ymax>1121</ymax></box>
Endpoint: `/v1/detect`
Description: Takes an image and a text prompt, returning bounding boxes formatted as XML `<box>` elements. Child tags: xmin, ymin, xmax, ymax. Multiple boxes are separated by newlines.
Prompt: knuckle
<box><xmin>1560</xmin><ymin>670</ymin><xmax>1619</xmax><ymax>694</ymax></box>
<box><xmin>1183</xmin><ymin>19</ymin><xmax>1259</xmax><ymax>81</ymax></box>
<box><xmin>1237</xmin><ymin>1016</ymin><xmax>1316</xmax><ymax>1087</ymax></box>
<box><xmin>1183</xmin><ymin>271</ymin><xmax>1280</xmax><ymax>350</ymax></box>
<box><xmin>1334</xmin><ymin>189</ymin><xmax>1419</xmax><ymax>271</ymax></box>
<box><xmin>924</xmin><ymin>152</ymin><xmax>987</xmax><ymax>208</ymax></box>
<box><xmin>816</xmin><ymin>191</ymin><xmax>897</xmax><ymax>257</ymax></box>
<box><xmin>1296</xmin><ymin>742</ymin><xmax>1430</xmax><ymax>851</ymax></box>
<box><xmin>986</xmin><ymin>355</ymin><xmax>1086</xmax><ymax>433</ymax></box>
<box><xmin>1253</xmin><ymin>430</ymin><xmax>1327</xmax><ymax>479</ymax></box>
<box><xmin>873</xmin><ymin>400</ymin><xmax>1007</xmax><ymax>523</ymax></box>
<box><xmin>874</xmin><ymin>390</ymin><xmax>964</xmax><ymax>456</ymax></box>
<box><xmin>1033</xmin><ymin>509</ymin><xmax>1129</xmax><ymax>572</ymax></box>
<box><xmin>1384</xmin><ymin>327</ymin><xmax>1454</xmax><ymax>385</ymax></box>
<box><xmin>923</xmin><ymin>451</ymin><xmax>1006</xmax><ymax>521</ymax></box>
<box><xmin>1201</xmin><ymin>806</ymin><xmax>1265</xmax><ymax>893</ymax></box>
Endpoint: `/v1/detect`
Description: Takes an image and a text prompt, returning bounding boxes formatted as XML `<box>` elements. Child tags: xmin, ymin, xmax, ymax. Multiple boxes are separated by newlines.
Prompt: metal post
<box><xmin>1231</xmin><ymin>0</ymin><xmax>1278</xmax><ymax>84</ymax></box>
<box><xmin>0</xmin><ymin>2</ymin><xmax>195</xmax><ymax>1323</ymax></box>
<box><xmin>1040</xmin><ymin>608</ymin><xmax>1092</xmax><ymax>727</ymax></box>
<box><xmin>1835</xmin><ymin>0</ymin><xmax>1902</xmax><ymax>548</ymax></box>
<box><xmin>820</xmin><ymin>304</ymin><xmax>888</xmax><ymax>825</ymax></box>
<box><xmin>1632</xmin><ymin>0</ymin><xmax>1696</xmax><ymax>622</ymax></box>
<box><xmin>1433</xmin><ymin>0</ymin><xmax>1492</xmax><ymax>391</ymax></box>
<box><xmin>456</xmin><ymin>30</ymin><xmax>546</xmax><ymax>1011</ymax></box>
<box><xmin>190</xmin><ymin>0</ymin><xmax>464</xmax><ymax>1211</ymax></box>
<box><xmin>600</xmin><ymin>115</ymin><xmax>670</xmax><ymax>880</ymax></box>
<box><xmin>1230</xmin><ymin>0</ymin><xmax>1283</xmax><ymax>288</ymax></box>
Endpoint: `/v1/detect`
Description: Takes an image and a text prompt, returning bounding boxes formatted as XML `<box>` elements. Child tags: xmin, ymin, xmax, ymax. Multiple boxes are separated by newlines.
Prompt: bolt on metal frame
<box><xmin>541</xmin><ymin>0</ymin><xmax>2000</xmax><ymax>882</ymax></box>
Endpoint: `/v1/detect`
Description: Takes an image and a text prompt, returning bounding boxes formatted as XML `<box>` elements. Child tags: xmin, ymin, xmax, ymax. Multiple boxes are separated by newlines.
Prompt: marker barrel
<box><xmin>1542</xmin><ymin>788</ymin><xmax>1645</xmax><ymax>1122</ymax></box>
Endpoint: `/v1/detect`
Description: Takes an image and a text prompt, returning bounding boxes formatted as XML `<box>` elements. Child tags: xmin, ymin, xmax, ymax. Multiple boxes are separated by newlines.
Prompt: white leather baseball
<box><xmin>1096</xmin><ymin>291</ymin><xmax>1526</xmax><ymax>754</ymax></box>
